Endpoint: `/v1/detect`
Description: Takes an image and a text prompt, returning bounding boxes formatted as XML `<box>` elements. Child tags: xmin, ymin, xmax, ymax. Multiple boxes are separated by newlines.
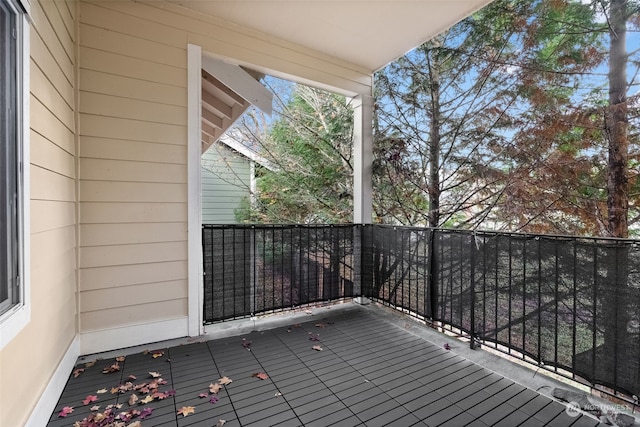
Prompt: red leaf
<box><xmin>139</xmin><ymin>407</ymin><xmax>154</xmax><ymax>419</ymax></box>
<box><xmin>444</xmin><ymin>343</ymin><xmax>451</xmax><ymax>351</ymax></box>
<box><xmin>82</xmin><ymin>395</ymin><xmax>98</xmax><ymax>405</ymax></box>
<box><xmin>102</xmin><ymin>362</ymin><xmax>120</xmax><ymax>374</ymax></box>
<box><xmin>252</xmin><ymin>372</ymin><xmax>269</xmax><ymax>380</ymax></box>
<box><xmin>209</xmin><ymin>395</ymin><xmax>219</xmax><ymax>404</ymax></box>
<box><xmin>198</xmin><ymin>393</ymin><xmax>208</xmax><ymax>398</ymax></box>
<box><xmin>57</xmin><ymin>406</ymin><xmax>74</xmax><ymax>418</ymax></box>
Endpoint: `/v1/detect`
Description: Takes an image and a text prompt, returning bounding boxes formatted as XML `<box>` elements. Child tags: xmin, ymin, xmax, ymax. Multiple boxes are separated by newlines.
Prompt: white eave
<box><xmin>168</xmin><ymin>0</ymin><xmax>495</xmax><ymax>74</ymax></box>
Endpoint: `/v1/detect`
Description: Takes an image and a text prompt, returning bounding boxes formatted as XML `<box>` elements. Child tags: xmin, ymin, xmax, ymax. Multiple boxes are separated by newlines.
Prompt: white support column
<box><xmin>187</xmin><ymin>44</ymin><xmax>203</xmax><ymax>336</ymax></box>
<box><xmin>352</xmin><ymin>94</ymin><xmax>374</xmax><ymax>224</ymax></box>
<box><xmin>352</xmin><ymin>94</ymin><xmax>373</xmax><ymax>305</ymax></box>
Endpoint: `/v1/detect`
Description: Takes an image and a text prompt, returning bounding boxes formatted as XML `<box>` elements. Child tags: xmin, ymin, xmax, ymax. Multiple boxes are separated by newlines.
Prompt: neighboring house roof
<box><xmin>211</xmin><ymin>135</ymin><xmax>277</xmax><ymax>172</ymax></box>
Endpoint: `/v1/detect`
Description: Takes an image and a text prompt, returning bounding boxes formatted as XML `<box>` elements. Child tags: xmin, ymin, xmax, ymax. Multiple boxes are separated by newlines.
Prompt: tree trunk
<box><xmin>606</xmin><ymin>0</ymin><xmax>629</xmax><ymax>238</ymax></box>
<box><xmin>428</xmin><ymin>61</ymin><xmax>442</xmax><ymax>228</ymax></box>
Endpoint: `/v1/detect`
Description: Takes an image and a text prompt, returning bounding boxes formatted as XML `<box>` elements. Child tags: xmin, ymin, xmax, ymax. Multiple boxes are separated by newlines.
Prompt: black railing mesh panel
<box><xmin>432</xmin><ymin>230</ymin><xmax>640</xmax><ymax>399</ymax></box>
<box><xmin>203</xmin><ymin>225</ymin><xmax>354</xmax><ymax>322</ymax></box>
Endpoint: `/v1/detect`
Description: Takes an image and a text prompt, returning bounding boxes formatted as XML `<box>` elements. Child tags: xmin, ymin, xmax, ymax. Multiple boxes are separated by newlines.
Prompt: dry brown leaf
<box><xmin>102</xmin><ymin>362</ymin><xmax>120</xmax><ymax>374</ymax></box>
<box><xmin>128</xmin><ymin>422</ymin><xmax>142</xmax><ymax>427</ymax></box>
<box><xmin>140</xmin><ymin>395</ymin><xmax>154</xmax><ymax>404</ymax></box>
<box><xmin>115</xmin><ymin>356</ymin><xmax>125</xmax><ymax>362</ymax></box>
<box><xmin>177</xmin><ymin>406</ymin><xmax>195</xmax><ymax>417</ymax></box>
<box><xmin>128</xmin><ymin>393</ymin><xmax>138</xmax><ymax>406</ymax></box>
<box><xmin>148</xmin><ymin>371</ymin><xmax>161</xmax><ymax>378</ymax></box>
<box><xmin>215</xmin><ymin>420</ymin><xmax>226</xmax><ymax>427</ymax></box>
<box><xmin>209</xmin><ymin>383</ymin><xmax>222</xmax><ymax>394</ymax></box>
<box><xmin>85</xmin><ymin>360</ymin><xmax>97</xmax><ymax>368</ymax></box>
<box><xmin>312</xmin><ymin>345</ymin><xmax>323</xmax><ymax>351</ymax></box>
<box><xmin>218</xmin><ymin>376</ymin><xmax>233</xmax><ymax>385</ymax></box>
<box><xmin>315</xmin><ymin>323</ymin><xmax>327</xmax><ymax>328</ymax></box>
<box><xmin>152</xmin><ymin>351</ymin><xmax>164</xmax><ymax>359</ymax></box>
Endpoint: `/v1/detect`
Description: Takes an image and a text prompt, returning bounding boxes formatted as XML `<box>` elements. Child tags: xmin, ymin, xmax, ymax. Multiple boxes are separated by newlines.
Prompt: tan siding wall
<box><xmin>78</xmin><ymin>0</ymin><xmax>189</xmax><ymax>333</ymax></box>
<box><xmin>0</xmin><ymin>1</ymin><xmax>78</xmax><ymax>426</ymax></box>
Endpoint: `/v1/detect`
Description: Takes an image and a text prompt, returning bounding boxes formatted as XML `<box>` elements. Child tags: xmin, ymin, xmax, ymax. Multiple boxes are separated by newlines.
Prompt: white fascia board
<box><xmin>202</xmin><ymin>54</ymin><xmax>273</xmax><ymax>116</ymax></box>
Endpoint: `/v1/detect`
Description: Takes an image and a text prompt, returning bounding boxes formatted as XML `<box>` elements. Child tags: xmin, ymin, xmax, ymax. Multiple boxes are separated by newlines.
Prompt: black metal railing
<box><xmin>203</xmin><ymin>224</ymin><xmax>640</xmax><ymax>402</ymax></box>
<box><xmin>202</xmin><ymin>224</ymin><xmax>354</xmax><ymax>322</ymax></box>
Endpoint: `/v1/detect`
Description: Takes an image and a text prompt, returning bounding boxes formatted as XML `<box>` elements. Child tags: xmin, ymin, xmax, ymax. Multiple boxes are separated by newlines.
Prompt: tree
<box><xmin>236</xmin><ymin>84</ymin><xmax>354</xmax><ymax>224</ymax></box>
<box><xmin>374</xmin><ymin>0</ymin><xmax>640</xmax><ymax>236</ymax></box>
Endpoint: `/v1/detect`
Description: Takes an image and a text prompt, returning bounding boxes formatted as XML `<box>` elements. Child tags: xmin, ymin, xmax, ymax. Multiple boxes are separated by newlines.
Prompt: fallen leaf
<box><xmin>139</xmin><ymin>407</ymin><xmax>154</xmax><ymax>419</ymax></box>
<box><xmin>209</xmin><ymin>395</ymin><xmax>219</xmax><ymax>404</ymax></box>
<box><xmin>252</xmin><ymin>372</ymin><xmax>269</xmax><ymax>380</ymax></box>
<box><xmin>110</xmin><ymin>387</ymin><xmax>119</xmax><ymax>394</ymax></box>
<box><xmin>140</xmin><ymin>395</ymin><xmax>154</xmax><ymax>404</ymax></box>
<box><xmin>128</xmin><ymin>422</ymin><xmax>142</xmax><ymax>427</ymax></box>
<box><xmin>177</xmin><ymin>406</ymin><xmax>195</xmax><ymax>417</ymax></box>
<box><xmin>85</xmin><ymin>360</ymin><xmax>97</xmax><ymax>368</ymax></box>
<box><xmin>82</xmin><ymin>395</ymin><xmax>98</xmax><ymax>405</ymax></box>
<box><xmin>90</xmin><ymin>405</ymin><xmax>100</xmax><ymax>411</ymax></box>
<box><xmin>312</xmin><ymin>345</ymin><xmax>323</xmax><ymax>351</ymax></box>
<box><xmin>215</xmin><ymin>420</ymin><xmax>226</xmax><ymax>427</ymax></box>
<box><xmin>242</xmin><ymin>338</ymin><xmax>252</xmax><ymax>350</ymax></box>
<box><xmin>198</xmin><ymin>393</ymin><xmax>208</xmax><ymax>398</ymax></box>
<box><xmin>73</xmin><ymin>368</ymin><xmax>85</xmax><ymax>378</ymax></box>
<box><xmin>57</xmin><ymin>406</ymin><xmax>73</xmax><ymax>417</ymax></box>
<box><xmin>444</xmin><ymin>343</ymin><xmax>451</xmax><ymax>351</ymax></box>
<box><xmin>115</xmin><ymin>403</ymin><xmax>123</xmax><ymax>409</ymax></box>
<box><xmin>128</xmin><ymin>393</ymin><xmax>138</xmax><ymax>406</ymax></box>
<box><xmin>293</xmin><ymin>323</ymin><xmax>302</xmax><ymax>328</ymax></box>
<box><xmin>218</xmin><ymin>376</ymin><xmax>233</xmax><ymax>385</ymax></box>
<box><xmin>149</xmin><ymin>371</ymin><xmax>161</xmax><ymax>378</ymax></box>
<box><xmin>275</xmin><ymin>392</ymin><xmax>282</xmax><ymax>397</ymax></box>
<box><xmin>209</xmin><ymin>383</ymin><xmax>222</xmax><ymax>394</ymax></box>
<box><xmin>315</xmin><ymin>323</ymin><xmax>327</xmax><ymax>328</ymax></box>
<box><xmin>96</xmin><ymin>388</ymin><xmax>108</xmax><ymax>394</ymax></box>
<box><xmin>152</xmin><ymin>351</ymin><xmax>164</xmax><ymax>359</ymax></box>
<box><xmin>305</xmin><ymin>310</ymin><xmax>313</xmax><ymax>315</ymax></box>
<box><xmin>309</xmin><ymin>334</ymin><xmax>320</xmax><ymax>341</ymax></box>
<box><xmin>127</xmin><ymin>374</ymin><xmax>137</xmax><ymax>381</ymax></box>
<box><xmin>115</xmin><ymin>356</ymin><xmax>126</xmax><ymax>362</ymax></box>
<box><xmin>102</xmin><ymin>362</ymin><xmax>120</xmax><ymax>374</ymax></box>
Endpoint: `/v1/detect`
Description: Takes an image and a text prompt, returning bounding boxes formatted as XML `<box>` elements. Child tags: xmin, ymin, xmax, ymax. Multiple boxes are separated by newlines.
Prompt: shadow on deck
<box><xmin>46</xmin><ymin>305</ymin><xmax>604</xmax><ymax>427</ymax></box>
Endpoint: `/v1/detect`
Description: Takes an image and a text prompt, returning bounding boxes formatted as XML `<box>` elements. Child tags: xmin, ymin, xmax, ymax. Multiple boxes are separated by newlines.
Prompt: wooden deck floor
<box><xmin>46</xmin><ymin>306</ymin><xmax>602</xmax><ymax>426</ymax></box>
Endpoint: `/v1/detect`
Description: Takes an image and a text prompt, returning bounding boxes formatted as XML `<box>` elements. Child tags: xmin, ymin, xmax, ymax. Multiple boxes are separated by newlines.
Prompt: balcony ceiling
<box><xmin>169</xmin><ymin>0</ymin><xmax>495</xmax><ymax>73</ymax></box>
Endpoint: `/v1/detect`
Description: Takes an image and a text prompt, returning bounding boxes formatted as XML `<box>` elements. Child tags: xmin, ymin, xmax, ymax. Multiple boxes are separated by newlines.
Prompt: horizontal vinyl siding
<box><xmin>201</xmin><ymin>146</ymin><xmax>251</xmax><ymax>224</ymax></box>
<box><xmin>0</xmin><ymin>1</ymin><xmax>78</xmax><ymax>426</ymax></box>
<box><xmin>78</xmin><ymin>0</ymin><xmax>189</xmax><ymax>334</ymax></box>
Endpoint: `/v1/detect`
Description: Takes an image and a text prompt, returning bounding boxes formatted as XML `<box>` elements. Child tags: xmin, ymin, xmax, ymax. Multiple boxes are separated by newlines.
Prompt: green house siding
<box><xmin>201</xmin><ymin>144</ymin><xmax>251</xmax><ymax>224</ymax></box>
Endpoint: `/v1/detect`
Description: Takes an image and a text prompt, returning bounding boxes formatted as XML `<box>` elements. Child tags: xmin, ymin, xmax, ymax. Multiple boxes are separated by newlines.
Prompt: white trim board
<box><xmin>80</xmin><ymin>317</ymin><xmax>189</xmax><ymax>355</ymax></box>
<box><xmin>25</xmin><ymin>335</ymin><xmax>80</xmax><ymax>427</ymax></box>
<box><xmin>187</xmin><ymin>43</ymin><xmax>204</xmax><ymax>337</ymax></box>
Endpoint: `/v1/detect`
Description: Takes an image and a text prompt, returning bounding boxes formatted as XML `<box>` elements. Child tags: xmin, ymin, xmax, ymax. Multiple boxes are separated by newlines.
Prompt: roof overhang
<box><xmin>169</xmin><ymin>0</ymin><xmax>495</xmax><ymax>74</ymax></box>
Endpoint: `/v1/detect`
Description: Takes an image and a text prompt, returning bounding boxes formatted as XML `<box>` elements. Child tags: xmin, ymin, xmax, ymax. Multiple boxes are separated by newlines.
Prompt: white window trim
<box><xmin>0</xmin><ymin>3</ymin><xmax>30</xmax><ymax>351</ymax></box>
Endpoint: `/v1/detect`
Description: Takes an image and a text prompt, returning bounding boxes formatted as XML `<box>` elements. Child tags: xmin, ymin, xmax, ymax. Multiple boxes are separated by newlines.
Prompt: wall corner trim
<box><xmin>25</xmin><ymin>335</ymin><xmax>81</xmax><ymax>427</ymax></box>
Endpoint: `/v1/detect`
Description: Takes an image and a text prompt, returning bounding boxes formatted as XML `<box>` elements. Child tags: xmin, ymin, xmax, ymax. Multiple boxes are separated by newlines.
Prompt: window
<box><xmin>1</xmin><ymin>0</ymin><xmax>28</xmax><ymax>347</ymax></box>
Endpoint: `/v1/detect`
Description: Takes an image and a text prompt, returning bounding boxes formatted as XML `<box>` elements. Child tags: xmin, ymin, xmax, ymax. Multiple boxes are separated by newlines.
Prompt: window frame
<box><xmin>0</xmin><ymin>0</ymin><xmax>30</xmax><ymax>351</ymax></box>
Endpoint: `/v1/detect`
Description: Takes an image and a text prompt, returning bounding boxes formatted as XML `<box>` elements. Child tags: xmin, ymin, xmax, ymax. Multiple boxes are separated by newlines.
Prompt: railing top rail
<box><xmin>203</xmin><ymin>223</ymin><xmax>640</xmax><ymax>244</ymax></box>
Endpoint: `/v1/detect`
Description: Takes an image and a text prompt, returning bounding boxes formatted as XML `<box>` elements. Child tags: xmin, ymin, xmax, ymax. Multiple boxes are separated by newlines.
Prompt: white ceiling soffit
<box><xmin>169</xmin><ymin>0</ymin><xmax>495</xmax><ymax>73</ymax></box>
